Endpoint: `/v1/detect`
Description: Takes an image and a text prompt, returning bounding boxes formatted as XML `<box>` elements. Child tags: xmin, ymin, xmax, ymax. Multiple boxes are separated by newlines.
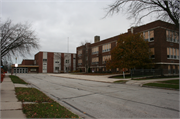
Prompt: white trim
<box><xmin>155</xmin><ymin>62</ymin><xmax>179</xmax><ymax>65</ymax></box>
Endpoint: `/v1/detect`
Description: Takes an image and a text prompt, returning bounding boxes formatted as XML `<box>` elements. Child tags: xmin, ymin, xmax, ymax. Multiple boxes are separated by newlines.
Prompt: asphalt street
<box><xmin>17</xmin><ymin>74</ymin><xmax>179</xmax><ymax>118</ymax></box>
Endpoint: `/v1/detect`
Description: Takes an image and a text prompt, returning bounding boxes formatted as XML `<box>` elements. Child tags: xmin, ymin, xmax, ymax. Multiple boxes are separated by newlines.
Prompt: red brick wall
<box><xmin>129</xmin><ymin>20</ymin><xmax>178</xmax><ymax>33</ymax></box>
<box><xmin>71</xmin><ymin>54</ymin><xmax>73</xmax><ymax>71</ymax></box>
<box><xmin>47</xmin><ymin>52</ymin><xmax>54</xmax><ymax>73</ymax></box>
<box><xmin>21</xmin><ymin>60</ymin><xmax>34</xmax><ymax>65</ymax></box>
<box><xmin>61</xmin><ymin>53</ymin><xmax>64</xmax><ymax>71</ymax></box>
<box><xmin>35</xmin><ymin>52</ymin><xmax>43</xmax><ymax>73</ymax></box>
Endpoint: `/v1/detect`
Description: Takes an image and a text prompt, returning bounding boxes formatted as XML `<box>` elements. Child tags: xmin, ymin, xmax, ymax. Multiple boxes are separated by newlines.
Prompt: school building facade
<box><xmin>12</xmin><ymin>51</ymin><xmax>76</xmax><ymax>73</ymax></box>
<box><xmin>76</xmin><ymin>20</ymin><xmax>179</xmax><ymax>73</ymax></box>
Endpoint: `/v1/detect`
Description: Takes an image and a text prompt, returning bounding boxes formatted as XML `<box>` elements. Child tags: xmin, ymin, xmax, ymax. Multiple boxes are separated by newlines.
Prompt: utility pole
<box><xmin>67</xmin><ymin>37</ymin><xmax>69</xmax><ymax>53</ymax></box>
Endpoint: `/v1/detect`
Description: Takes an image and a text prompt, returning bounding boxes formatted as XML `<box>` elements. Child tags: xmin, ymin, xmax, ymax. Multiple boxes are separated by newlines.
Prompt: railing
<box><xmin>131</xmin><ymin>69</ymin><xmax>179</xmax><ymax>79</ymax></box>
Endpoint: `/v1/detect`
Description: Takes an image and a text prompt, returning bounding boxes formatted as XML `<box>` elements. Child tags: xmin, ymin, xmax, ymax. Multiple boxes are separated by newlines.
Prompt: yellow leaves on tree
<box><xmin>106</xmin><ymin>33</ymin><xmax>152</xmax><ymax>69</ymax></box>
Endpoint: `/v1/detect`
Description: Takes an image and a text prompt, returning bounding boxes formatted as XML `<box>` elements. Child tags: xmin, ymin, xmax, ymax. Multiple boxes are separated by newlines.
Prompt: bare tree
<box><xmin>80</xmin><ymin>40</ymin><xmax>92</xmax><ymax>46</ymax></box>
<box><xmin>79</xmin><ymin>40</ymin><xmax>92</xmax><ymax>73</ymax></box>
<box><xmin>105</xmin><ymin>0</ymin><xmax>180</xmax><ymax>28</ymax></box>
<box><xmin>0</xmin><ymin>19</ymin><xmax>40</xmax><ymax>65</ymax></box>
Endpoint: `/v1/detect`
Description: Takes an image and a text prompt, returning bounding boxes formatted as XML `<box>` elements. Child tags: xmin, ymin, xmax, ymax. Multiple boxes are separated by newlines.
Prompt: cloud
<box><xmin>2</xmin><ymin>0</ymin><xmax>141</xmax><ymax>63</ymax></box>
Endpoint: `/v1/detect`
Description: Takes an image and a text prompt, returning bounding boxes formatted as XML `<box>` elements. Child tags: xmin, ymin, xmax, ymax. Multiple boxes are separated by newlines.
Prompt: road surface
<box><xmin>17</xmin><ymin>74</ymin><xmax>179</xmax><ymax>118</ymax></box>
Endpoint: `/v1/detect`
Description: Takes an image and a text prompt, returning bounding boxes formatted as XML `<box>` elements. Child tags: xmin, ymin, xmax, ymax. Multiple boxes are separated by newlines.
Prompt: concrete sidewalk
<box><xmin>48</xmin><ymin>73</ymin><xmax>179</xmax><ymax>86</ymax></box>
<box><xmin>48</xmin><ymin>73</ymin><xmax>130</xmax><ymax>83</ymax></box>
<box><xmin>0</xmin><ymin>75</ymin><xmax>26</xmax><ymax>119</ymax></box>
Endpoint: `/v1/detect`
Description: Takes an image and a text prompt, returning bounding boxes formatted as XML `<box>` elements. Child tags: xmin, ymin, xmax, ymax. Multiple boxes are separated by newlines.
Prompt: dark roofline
<box><xmin>35</xmin><ymin>51</ymin><xmax>76</xmax><ymax>54</ymax></box>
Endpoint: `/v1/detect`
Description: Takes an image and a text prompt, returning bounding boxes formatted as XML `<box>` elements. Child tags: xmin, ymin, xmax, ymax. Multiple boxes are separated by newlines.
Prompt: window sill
<box><xmin>166</xmin><ymin>41</ymin><xmax>179</xmax><ymax>44</ymax></box>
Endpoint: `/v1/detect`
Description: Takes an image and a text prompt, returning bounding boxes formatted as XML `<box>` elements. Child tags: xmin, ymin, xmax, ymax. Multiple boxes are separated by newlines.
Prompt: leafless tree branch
<box><xmin>0</xmin><ymin>19</ymin><xmax>40</xmax><ymax>64</ymax></box>
<box><xmin>104</xmin><ymin>0</ymin><xmax>179</xmax><ymax>28</ymax></box>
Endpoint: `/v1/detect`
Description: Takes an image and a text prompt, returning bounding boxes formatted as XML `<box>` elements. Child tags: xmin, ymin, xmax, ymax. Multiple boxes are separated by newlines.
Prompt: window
<box><xmin>167</xmin><ymin>47</ymin><xmax>179</xmax><ymax>59</ymax></box>
<box><xmin>92</xmin><ymin>47</ymin><xmax>99</xmax><ymax>54</ymax></box>
<box><xmin>78</xmin><ymin>59</ymin><xmax>82</xmax><ymax>66</ymax></box>
<box><xmin>43</xmin><ymin>66</ymin><xmax>47</xmax><ymax>70</ymax></box>
<box><xmin>175</xmin><ymin>32</ymin><xmax>179</xmax><ymax>43</ymax></box>
<box><xmin>149</xmin><ymin>30</ymin><xmax>154</xmax><ymax>41</ymax></box>
<box><xmin>144</xmin><ymin>31</ymin><xmax>149</xmax><ymax>41</ymax></box>
<box><xmin>177</xmin><ymin>49</ymin><xmax>179</xmax><ymax>59</ymax></box>
<box><xmin>171</xmin><ymin>48</ymin><xmax>173</xmax><ymax>58</ymax></box>
<box><xmin>55</xmin><ymin>61</ymin><xmax>59</xmax><ymax>63</ymax></box>
<box><xmin>43</xmin><ymin>59</ymin><xmax>47</xmax><ymax>61</ymax></box>
<box><xmin>102</xmin><ymin>43</ymin><xmax>111</xmax><ymax>52</ymax></box>
<box><xmin>30</xmin><ymin>69</ymin><xmax>36</xmax><ymax>71</ymax></box>
<box><xmin>78</xmin><ymin>50</ymin><xmax>82</xmax><ymax>57</ymax></box>
<box><xmin>168</xmin><ymin>65</ymin><xmax>171</xmax><ymax>70</ymax></box>
<box><xmin>173</xmin><ymin>65</ymin><xmax>175</xmax><ymax>70</ymax></box>
<box><xmin>92</xmin><ymin>57</ymin><xmax>99</xmax><ymax>64</ymax></box>
<box><xmin>166</xmin><ymin>30</ymin><xmax>179</xmax><ymax>43</ymax></box>
<box><xmin>66</xmin><ymin>60</ymin><xmax>69</xmax><ymax>63</ymax></box>
<box><xmin>150</xmin><ymin>48</ymin><xmax>155</xmax><ymax>59</ymax></box>
<box><xmin>102</xmin><ymin>55</ymin><xmax>111</xmax><ymax>64</ymax></box>
<box><xmin>143</xmin><ymin>30</ymin><xmax>154</xmax><ymax>42</ymax></box>
<box><xmin>174</xmin><ymin>49</ymin><xmax>176</xmax><ymax>59</ymax></box>
<box><xmin>167</xmin><ymin>48</ymin><xmax>170</xmax><ymax>58</ymax></box>
<box><xmin>55</xmin><ymin>67</ymin><xmax>59</xmax><ymax>71</ymax></box>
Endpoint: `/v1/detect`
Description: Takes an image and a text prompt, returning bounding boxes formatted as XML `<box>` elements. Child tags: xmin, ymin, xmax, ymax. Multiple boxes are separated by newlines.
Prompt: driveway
<box><xmin>17</xmin><ymin>74</ymin><xmax>179</xmax><ymax>118</ymax></box>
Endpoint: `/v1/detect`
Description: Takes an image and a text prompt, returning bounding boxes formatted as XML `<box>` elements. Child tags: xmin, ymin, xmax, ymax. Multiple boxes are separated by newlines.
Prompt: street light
<box><xmin>15</xmin><ymin>57</ymin><xmax>18</xmax><ymax>75</ymax></box>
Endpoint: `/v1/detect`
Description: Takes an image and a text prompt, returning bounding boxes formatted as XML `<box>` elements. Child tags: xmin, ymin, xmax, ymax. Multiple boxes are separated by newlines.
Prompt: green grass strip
<box><xmin>23</xmin><ymin>102</ymin><xmax>79</xmax><ymax>118</ymax></box>
<box><xmin>133</xmin><ymin>76</ymin><xmax>179</xmax><ymax>80</ymax></box>
<box><xmin>9</xmin><ymin>75</ymin><xmax>28</xmax><ymax>84</ymax></box>
<box><xmin>15</xmin><ymin>88</ymin><xmax>54</xmax><ymax>103</ymax></box>
<box><xmin>158</xmin><ymin>79</ymin><xmax>179</xmax><ymax>84</ymax></box>
<box><xmin>143</xmin><ymin>83</ymin><xmax>179</xmax><ymax>89</ymax></box>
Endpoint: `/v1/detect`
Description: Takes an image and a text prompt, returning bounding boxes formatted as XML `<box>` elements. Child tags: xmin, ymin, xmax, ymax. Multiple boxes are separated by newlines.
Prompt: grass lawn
<box><xmin>15</xmin><ymin>88</ymin><xmax>79</xmax><ymax>118</ymax></box>
<box><xmin>9</xmin><ymin>75</ymin><xmax>28</xmax><ymax>84</ymax></box>
<box><xmin>143</xmin><ymin>79</ymin><xmax>179</xmax><ymax>90</ymax></box>
<box><xmin>114</xmin><ymin>80</ymin><xmax>128</xmax><ymax>84</ymax></box>
<box><xmin>132</xmin><ymin>76</ymin><xmax>179</xmax><ymax>80</ymax></box>
<box><xmin>15</xmin><ymin>88</ymin><xmax>54</xmax><ymax>103</ymax></box>
<box><xmin>158</xmin><ymin>79</ymin><xmax>179</xmax><ymax>84</ymax></box>
<box><xmin>23</xmin><ymin>102</ymin><xmax>78</xmax><ymax>118</ymax></box>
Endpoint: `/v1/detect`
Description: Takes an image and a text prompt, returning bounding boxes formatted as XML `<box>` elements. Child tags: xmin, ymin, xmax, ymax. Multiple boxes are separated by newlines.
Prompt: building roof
<box><xmin>11</xmin><ymin>64</ymin><xmax>39</xmax><ymax>68</ymax></box>
<box><xmin>35</xmin><ymin>51</ymin><xmax>76</xmax><ymax>55</ymax></box>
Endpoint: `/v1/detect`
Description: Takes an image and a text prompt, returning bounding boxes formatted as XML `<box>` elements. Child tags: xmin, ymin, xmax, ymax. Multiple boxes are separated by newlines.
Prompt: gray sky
<box><xmin>1</xmin><ymin>0</ymin><xmax>153</xmax><ymax>64</ymax></box>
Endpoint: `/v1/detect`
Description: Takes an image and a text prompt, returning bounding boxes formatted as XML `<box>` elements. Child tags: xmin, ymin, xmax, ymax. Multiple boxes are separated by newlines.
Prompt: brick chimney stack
<box><xmin>94</xmin><ymin>36</ymin><xmax>100</xmax><ymax>43</ymax></box>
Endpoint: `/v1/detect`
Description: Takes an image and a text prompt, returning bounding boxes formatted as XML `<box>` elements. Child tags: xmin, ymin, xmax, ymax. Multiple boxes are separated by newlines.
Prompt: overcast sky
<box><xmin>1</xmin><ymin>0</ymin><xmax>153</xmax><ymax>64</ymax></box>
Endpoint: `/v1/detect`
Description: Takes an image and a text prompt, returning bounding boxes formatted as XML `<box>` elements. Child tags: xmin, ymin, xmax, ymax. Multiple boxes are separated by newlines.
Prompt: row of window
<box><xmin>78</xmin><ymin>46</ymin><xmax>179</xmax><ymax>66</ymax></box>
<box><xmin>55</xmin><ymin>67</ymin><xmax>71</xmax><ymax>71</ymax></box>
<box><xmin>167</xmin><ymin>47</ymin><xmax>179</xmax><ymax>59</ymax></box>
<box><xmin>78</xmin><ymin>43</ymin><xmax>112</xmax><ymax>56</ymax></box>
<box><xmin>166</xmin><ymin>30</ymin><xmax>179</xmax><ymax>43</ymax></box>
<box><xmin>78</xmin><ymin>55</ymin><xmax>111</xmax><ymax>65</ymax></box>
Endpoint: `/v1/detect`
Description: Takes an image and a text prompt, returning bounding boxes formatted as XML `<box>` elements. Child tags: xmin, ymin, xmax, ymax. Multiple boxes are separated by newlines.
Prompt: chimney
<box><xmin>94</xmin><ymin>36</ymin><xmax>100</xmax><ymax>43</ymax></box>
